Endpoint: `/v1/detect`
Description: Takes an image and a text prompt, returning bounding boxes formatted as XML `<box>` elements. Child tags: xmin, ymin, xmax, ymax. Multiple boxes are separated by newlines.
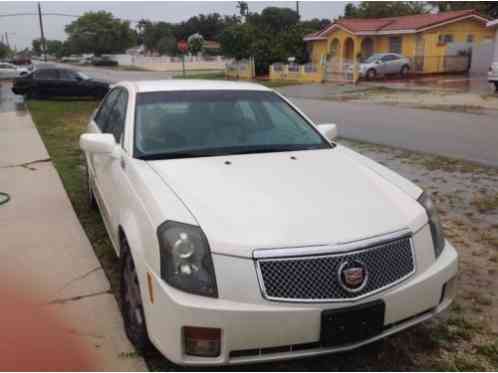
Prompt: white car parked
<box><xmin>0</xmin><ymin>62</ymin><xmax>30</xmax><ymax>79</ymax></box>
<box><xmin>80</xmin><ymin>80</ymin><xmax>458</xmax><ymax>366</ymax></box>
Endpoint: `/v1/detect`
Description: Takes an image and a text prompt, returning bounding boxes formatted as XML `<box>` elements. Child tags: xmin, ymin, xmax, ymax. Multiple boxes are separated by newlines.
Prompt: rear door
<box><xmin>58</xmin><ymin>69</ymin><xmax>85</xmax><ymax>97</ymax></box>
<box><xmin>33</xmin><ymin>69</ymin><xmax>59</xmax><ymax>96</ymax></box>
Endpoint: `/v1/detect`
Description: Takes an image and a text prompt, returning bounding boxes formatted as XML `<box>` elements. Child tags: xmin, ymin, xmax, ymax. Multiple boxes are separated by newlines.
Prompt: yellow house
<box><xmin>304</xmin><ymin>9</ymin><xmax>494</xmax><ymax>79</ymax></box>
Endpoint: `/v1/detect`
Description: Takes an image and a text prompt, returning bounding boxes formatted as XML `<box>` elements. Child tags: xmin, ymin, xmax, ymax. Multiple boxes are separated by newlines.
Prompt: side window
<box><xmin>94</xmin><ymin>89</ymin><xmax>121</xmax><ymax>132</ymax></box>
<box><xmin>34</xmin><ymin>69</ymin><xmax>58</xmax><ymax>80</ymax></box>
<box><xmin>438</xmin><ymin>34</ymin><xmax>454</xmax><ymax>45</ymax></box>
<box><xmin>104</xmin><ymin>90</ymin><xmax>128</xmax><ymax>143</ymax></box>
<box><xmin>59</xmin><ymin>70</ymin><xmax>78</xmax><ymax>81</ymax></box>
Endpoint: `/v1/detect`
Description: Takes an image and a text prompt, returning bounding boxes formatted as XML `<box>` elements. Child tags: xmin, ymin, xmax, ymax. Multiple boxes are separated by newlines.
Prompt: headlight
<box><xmin>418</xmin><ymin>192</ymin><xmax>445</xmax><ymax>258</ymax></box>
<box><xmin>157</xmin><ymin>221</ymin><xmax>217</xmax><ymax>297</ymax></box>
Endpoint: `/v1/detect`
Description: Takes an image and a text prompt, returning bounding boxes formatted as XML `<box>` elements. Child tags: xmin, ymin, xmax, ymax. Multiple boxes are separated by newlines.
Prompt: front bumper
<box><xmin>143</xmin><ymin>227</ymin><xmax>458</xmax><ymax>366</ymax></box>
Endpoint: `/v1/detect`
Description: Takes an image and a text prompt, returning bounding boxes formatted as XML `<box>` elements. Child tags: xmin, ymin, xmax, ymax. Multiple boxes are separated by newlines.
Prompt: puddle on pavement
<box><xmin>0</xmin><ymin>81</ymin><xmax>27</xmax><ymax>115</ymax></box>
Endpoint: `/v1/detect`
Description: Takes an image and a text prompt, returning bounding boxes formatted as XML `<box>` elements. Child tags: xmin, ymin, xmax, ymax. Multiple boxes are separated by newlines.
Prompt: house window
<box><xmin>438</xmin><ymin>34</ymin><xmax>454</xmax><ymax>45</ymax></box>
<box><xmin>466</xmin><ymin>34</ymin><xmax>475</xmax><ymax>43</ymax></box>
<box><xmin>389</xmin><ymin>37</ymin><xmax>402</xmax><ymax>54</ymax></box>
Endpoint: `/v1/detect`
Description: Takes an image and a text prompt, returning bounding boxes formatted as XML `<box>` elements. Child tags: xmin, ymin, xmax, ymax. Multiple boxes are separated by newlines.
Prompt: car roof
<box><xmin>125</xmin><ymin>79</ymin><xmax>273</xmax><ymax>93</ymax></box>
<box><xmin>372</xmin><ymin>53</ymin><xmax>400</xmax><ymax>57</ymax></box>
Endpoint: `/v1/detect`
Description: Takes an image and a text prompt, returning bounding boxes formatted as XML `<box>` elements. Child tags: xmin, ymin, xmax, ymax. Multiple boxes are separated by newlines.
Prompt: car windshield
<box><xmin>77</xmin><ymin>72</ymin><xmax>90</xmax><ymax>80</ymax></box>
<box><xmin>134</xmin><ymin>90</ymin><xmax>330</xmax><ymax>160</ymax></box>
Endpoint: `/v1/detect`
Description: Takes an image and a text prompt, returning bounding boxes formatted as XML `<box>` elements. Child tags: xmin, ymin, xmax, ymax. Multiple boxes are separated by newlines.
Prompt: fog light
<box><xmin>183</xmin><ymin>326</ymin><xmax>221</xmax><ymax>357</ymax></box>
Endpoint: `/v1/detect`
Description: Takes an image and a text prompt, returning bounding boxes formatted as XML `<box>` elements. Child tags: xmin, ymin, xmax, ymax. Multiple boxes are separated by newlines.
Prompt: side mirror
<box><xmin>80</xmin><ymin>133</ymin><xmax>116</xmax><ymax>154</ymax></box>
<box><xmin>317</xmin><ymin>123</ymin><xmax>337</xmax><ymax>141</ymax></box>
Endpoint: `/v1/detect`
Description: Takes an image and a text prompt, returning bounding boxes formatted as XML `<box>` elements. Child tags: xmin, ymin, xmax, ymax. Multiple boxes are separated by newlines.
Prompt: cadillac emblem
<box><xmin>337</xmin><ymin>260</ymin><xmax>368</xmax><ymax>293</ymax></box>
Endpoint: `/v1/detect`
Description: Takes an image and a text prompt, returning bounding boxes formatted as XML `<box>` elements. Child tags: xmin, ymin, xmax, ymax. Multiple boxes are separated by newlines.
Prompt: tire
<box><xmin>400</xmin><ymin>65</ymin><xmax>410</xmax><ymax>78</ymax></box>
<box><xmin>495</xmin><ymin>82</ymin><xmax>498</xmax><ymax>92</ymax></box>
<box><xmin>86</xmin><ymin>165</ymin><xmax>97</xmax><ymax>210</ymax></box>
<box><xmin>366</xmin><ymin>68</ymin><xmax>377</xmax><ymax>81</ymax></box>
<box><xmin>120</xmin><ymin>237</ymin><xmax>151</xmax><ymax>353</ymax></box>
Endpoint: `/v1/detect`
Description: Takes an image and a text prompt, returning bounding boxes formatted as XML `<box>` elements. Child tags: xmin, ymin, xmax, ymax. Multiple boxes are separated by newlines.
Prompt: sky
<box><xmin>0</xmin><ymin>1</ymin><xmax>347</xmax><ymax>50</ymax></box>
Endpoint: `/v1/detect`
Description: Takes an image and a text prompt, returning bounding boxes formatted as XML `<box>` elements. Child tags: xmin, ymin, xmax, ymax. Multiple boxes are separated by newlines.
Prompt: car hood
<box><xmin>148</xmin><ymin>147</ymin><xmax>426</xmax><ymax>258</ymax></box>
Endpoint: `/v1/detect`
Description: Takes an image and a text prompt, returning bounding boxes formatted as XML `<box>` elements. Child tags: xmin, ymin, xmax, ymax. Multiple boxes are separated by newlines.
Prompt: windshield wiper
<box><xmin>136</xmin><ymin>144</ymin><xmax>329</xmax><ymax>161</ymax></box>
<box><xmin>136</xmin><ymin>151</ymin><xmax>215</xmax><ymax>160</ymax></box>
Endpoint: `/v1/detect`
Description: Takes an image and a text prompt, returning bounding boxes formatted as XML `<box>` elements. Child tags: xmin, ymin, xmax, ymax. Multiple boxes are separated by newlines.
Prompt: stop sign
<box><xmin>177</xmin><ymin>40</ymin><xmax>188</xmax><ymax>54</ymax></box>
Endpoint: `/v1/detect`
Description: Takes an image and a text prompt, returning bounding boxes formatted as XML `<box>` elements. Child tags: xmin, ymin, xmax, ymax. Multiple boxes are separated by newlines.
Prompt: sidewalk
<box><xmin>0</xmin><ymin>83</ymin><xmax>147</xmax><ymax>371</ymax></box>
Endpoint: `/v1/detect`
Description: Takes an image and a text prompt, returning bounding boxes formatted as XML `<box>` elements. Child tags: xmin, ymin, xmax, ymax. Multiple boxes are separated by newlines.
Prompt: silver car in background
<box><xmin>353</xmin><ymin>53</ymin><xmax>411</xmax><ymax>80</ymax></box>
<box><xmin>0</xmin><ymin>62</ymin><xmax>30</xmax><ymax>80</ymax></box>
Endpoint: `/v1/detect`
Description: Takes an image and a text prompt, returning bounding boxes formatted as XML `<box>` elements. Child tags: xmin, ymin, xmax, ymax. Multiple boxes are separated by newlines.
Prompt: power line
<box><xmin>0</xmin><ymin>12</ymin><xmax>141</xmax><ymax>22</ymax></box>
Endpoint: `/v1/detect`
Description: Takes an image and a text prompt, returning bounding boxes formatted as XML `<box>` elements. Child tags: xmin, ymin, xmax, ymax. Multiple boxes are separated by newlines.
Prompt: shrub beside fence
<box><xmin>225</xmin><ymin>58</ymin><xmax>255</xmax><ymax>80</ymax></box>
<box><xmin>270</xmin><ymin>63</ymin><xmax>324</xmax><ymax>83</ymax></box>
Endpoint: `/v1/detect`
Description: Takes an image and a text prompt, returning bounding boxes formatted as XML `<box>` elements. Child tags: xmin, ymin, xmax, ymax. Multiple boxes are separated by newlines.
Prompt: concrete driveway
<box><xmin>0</xmin><ymin>82</ymin><xmax>146</xmax><ymax>371</ymax></box>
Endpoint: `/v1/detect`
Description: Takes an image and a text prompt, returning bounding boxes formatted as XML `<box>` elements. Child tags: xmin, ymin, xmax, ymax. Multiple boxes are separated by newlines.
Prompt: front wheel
<box><xmin>494</xmin><ymin>82</ymin><xmax>498</xmax><ymax>92</ymax></box>
<box><xmin>366</xmin><ymin>68</ymin><xmax>377</xmax><ymax>81</ymax></box>
<box><xmin>120</xmin><ymin>238</ymin><xmax>151</xmax><ymax>353</ymax></box>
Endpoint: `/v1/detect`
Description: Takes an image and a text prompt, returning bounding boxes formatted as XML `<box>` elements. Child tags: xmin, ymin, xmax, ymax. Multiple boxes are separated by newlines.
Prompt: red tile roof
<box><xmin>308</xmin><ymin>10</ymin><xmax>489</xmax><ymax>38</ymax></box>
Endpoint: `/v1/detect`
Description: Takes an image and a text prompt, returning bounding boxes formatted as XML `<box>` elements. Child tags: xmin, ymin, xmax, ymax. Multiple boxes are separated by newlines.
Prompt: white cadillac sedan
<box><xmin>80</xmin><ymin>80</ymin><xmax>458</xmax><ymax>366</ymax></box>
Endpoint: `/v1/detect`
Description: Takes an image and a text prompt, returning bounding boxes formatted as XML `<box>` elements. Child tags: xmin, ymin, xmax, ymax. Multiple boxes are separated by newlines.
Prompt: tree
<box><xmin>220</xmin><ymin>6</ymin><xmax>325</xmax><ymax>75</ymax></box>
<box><xmin>46</xmin><ymin>40</ymin><xmax>64</xmax><ymax>58</ymax></box>
<box><xmin>64</xmin><ymin>11</ymin><xmax>137</xmax><ymax>55</ymax></box>
<box><xmin>220</xmin><ymin>24</ymin><xmax>254</xmax><ymax>60</ymax></box>
<box><xmin>173</xmin><ymin>13</ymin><xmax>239</xmax><ymax>42</ymax></box>
<box><xmin>143</xmin><ymin>21</ymin><xmax>174</xmax><ymax>52</ymax></box>
<box><xmin>33</xmin><ymin>38</ymin><xmax>63</xmax><ymax>57</ymax></box>
<box><xmin>157</xmin><ymin>36</ymin><xmax>177</xmax><ymax>56</ymax></box>
<box><xmin>32</xmin><ymin>39</ymin><xmax>42</xmax><ymax>55</ymax></box>
<box><xmin>187</xmin><ymin>33</ymin><xmax>204</xmax><ymax>55</ymax></box>
<box><xmin>300</xmin><ymin>18</ymin><xmax>332</xmax><ymax>31</ymax></box>
<box><xmin>247</xmin><ymin>7</ymin><xmax>300</xmax><ymax>34</ymax></box>
<box><xmin>0</xmin><ymin>42</ymin><xmax>11</xmax><ymax>59</ymax></box>
<box><xmin>429</xmin><ymin>2</ymin><xmax>498</xmax><ymax>18</ymax></box>
<box><xmin>343</xmin><ymin>2</ymin><xmax>428</xmax><ymax>18</ymax></box>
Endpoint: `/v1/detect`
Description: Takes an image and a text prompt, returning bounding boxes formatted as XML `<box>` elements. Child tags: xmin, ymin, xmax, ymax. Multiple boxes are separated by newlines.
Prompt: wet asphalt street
<box><xmin>288</xmin><ymin>97</ymin><xmax>498</xmax><ymax>167</ymax></box>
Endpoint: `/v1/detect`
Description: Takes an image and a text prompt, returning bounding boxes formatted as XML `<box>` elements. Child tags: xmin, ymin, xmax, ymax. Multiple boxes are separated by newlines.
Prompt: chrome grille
<box><xmin>257</xmin><ymin>236</ymin><xmax>414</xmax><ymax>302</ymax></box>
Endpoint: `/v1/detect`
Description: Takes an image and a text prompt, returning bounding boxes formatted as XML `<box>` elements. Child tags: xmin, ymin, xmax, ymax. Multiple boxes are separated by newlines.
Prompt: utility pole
<box><xmin>296</xmin><ymin>1</ymin><xmax>300</xmax><ymax>18</ymax></box>
<box><xmin>37</xmin><ymin>2</ymin><xmax>47</xmax><ymax>61</ymax></box>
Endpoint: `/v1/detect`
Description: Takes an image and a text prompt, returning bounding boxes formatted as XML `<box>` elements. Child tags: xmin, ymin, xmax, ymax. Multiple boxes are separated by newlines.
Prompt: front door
<box><xmin>88</xmin><ymin>88</ymin><xmax>122</xmax><ymax>244</ymax></box>
<box><xmin>33</xmin><ymin>69</ymin><xmax>60</xmax><ymax>96</ymax></box>
<box><xmin>91</xmin><ymin>88</ymin><xmax>129</xmax><ymax>245</ymax></box>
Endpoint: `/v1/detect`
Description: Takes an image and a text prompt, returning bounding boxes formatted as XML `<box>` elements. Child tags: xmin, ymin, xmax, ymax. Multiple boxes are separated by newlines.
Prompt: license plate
<box><xmin>321</xmin><ymin>300</ymin><xmax>385</xmax><ymax>347</ymax></box>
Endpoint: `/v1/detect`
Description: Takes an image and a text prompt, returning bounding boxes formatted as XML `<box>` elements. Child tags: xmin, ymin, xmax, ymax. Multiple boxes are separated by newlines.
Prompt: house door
<box><xmin>415</xmin><ymin>35</ymin><xmax>425</xmax><ymax>73</ymax></box>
